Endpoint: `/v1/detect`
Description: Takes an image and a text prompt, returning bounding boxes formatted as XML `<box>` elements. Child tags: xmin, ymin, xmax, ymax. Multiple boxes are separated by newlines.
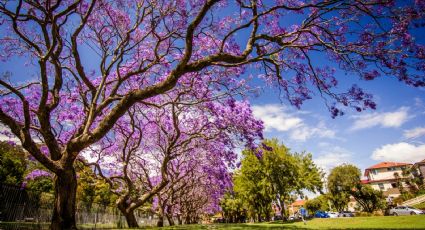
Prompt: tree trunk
<box><xmin>51</xmin><ymin>168</ymin><xmax>78</xmax><ymax>230</ymax></box>
<box><xmin>157</xmin><ymin>214</ymin><xmax>164</xmax><ymax>227</ymax></box>
<box><xmin>123</xmin><ymin>211</ymin><xmax>138</xmax><ymax>228</ymax></box>
<box><xmin>279</xmin><ymin>198</ymin><xmax>287</xmax><ymax>219</ymax></box>
<box><xmin>166</xmin><ymin>205</ymin><xmax>174</xmax><ymax>226</ymax></box>
<box><xmin>157</xmin><ymin>205</ymin><xmax>164</xmax><ymax>227</ymax></box>
<box><xmin>117</xmin><ymin>199</ymin><xmax>139</xmax><ymax>228</ymax></box>
<box><xmin>177</xmin><ymin>214</ymin><xmax>182</xmax><ymax>225</ymax></box>
<box><xmin>166</xmin><ymin>214</ymin><xmax>174</xmax><ymax>226</ymax></box>
<box><xmin>265</xmin><ymin>210</ymin><xmax>271</xmax><ymax>222</ymax></box>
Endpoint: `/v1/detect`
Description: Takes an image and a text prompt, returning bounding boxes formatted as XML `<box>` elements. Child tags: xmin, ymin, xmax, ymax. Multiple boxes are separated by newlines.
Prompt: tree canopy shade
<box><xmin>0</xmin><ymin>0</ymin><xmax>425</xmax><ymax>229</ymax></box>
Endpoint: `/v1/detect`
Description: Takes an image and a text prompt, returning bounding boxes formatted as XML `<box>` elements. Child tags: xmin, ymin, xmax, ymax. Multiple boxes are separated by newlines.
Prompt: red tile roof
<box><xmin>291</xmin><ymin>200</ymin><xmax>306</xmax><ymax>207</ymax></box>
<box><xmin>366</xmin><ymin>162</ymin><xmax>411</xmax><ymax>170</ymax></box>
<box><xmin>364</xmin><ymin>162</ymin><xmax>412</xmax><ymax>176</ymax></box>
<box><xmin>360</xmin><ymin>179</ymin><xmax>369</xmax><ymax>184</ymax></box>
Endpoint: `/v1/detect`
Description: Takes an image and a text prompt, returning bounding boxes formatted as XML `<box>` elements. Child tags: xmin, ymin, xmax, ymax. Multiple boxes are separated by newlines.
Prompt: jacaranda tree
<box><xmin>0</xmin><ymin>0</ymin><xmax>424</xmax><ymax>229</ymax></box>
<box><xmin>83</xmin><ymin>91</ymin><xmax>261</xmax><ymax>227</ymax></box>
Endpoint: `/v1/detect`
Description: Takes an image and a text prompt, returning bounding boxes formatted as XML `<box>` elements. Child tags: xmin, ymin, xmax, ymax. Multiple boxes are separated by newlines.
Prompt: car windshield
<box><xmin>407</xmin><ymin>206</ymin><xmax>415</xmax><ymax>209</ymax></box>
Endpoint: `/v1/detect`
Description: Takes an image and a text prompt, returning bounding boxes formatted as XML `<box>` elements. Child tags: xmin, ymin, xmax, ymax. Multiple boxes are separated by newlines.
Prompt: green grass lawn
<box><xmin>2</xmin><ymin>215</ymin><xmax>424</xmax><ymax>229</ymax></box>
<box><xmin>135</xmin><ymin>215</ymin><xmax>425</xmax><ymax>229</ymax></box>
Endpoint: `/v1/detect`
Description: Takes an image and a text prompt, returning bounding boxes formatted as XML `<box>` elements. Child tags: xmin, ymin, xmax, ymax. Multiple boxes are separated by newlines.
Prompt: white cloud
<box><xmin>290</xmin><ymin>121</ymin><xmax>335</xmax><ymax>141</ymax></box>
<box><xmin>252</xmin><ymin>104</ymin><xmax>302</xmax><ymax>132</ymax></box>
<box><xmin>372</xmin><ymin>142</ymin><xmax>425</xmax><ymax>163</ymax></box>
<box><xmin>252</xmin><ymin>104</ymin><xmax>335</xmax><ymax>142</ymax></box>
<box><xmin>0</xmin><ymin>125</ymin><xmax>20</xmax><ymax>143</ymax></box>
<box><xmin>314</xmin><ymin>145</ymin><xmax>353</xmax><ymax>173</ymax></box>
<box><xmin>351</xmin><ymin>107</ymin><xmax>411</xmax><ymax>131</ymax></box>
<box><xmin>403</xmin><ymin>127</ymin><xmax>425</xmax><ymax>139</ymax></box>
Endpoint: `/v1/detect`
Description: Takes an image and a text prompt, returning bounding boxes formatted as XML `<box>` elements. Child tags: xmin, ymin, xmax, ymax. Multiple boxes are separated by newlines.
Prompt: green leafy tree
<box><xmin>261</xmin><ymin>139</ymin><xmax>323</xmax><ymax>217</ymax></box>
<box><xmin>351</xmin><ymin>184</ymin><xmax>386</xmax><ymax>213</ymax></box>
<box><xmin>0</xmin><ymin>141</ymin><xmax>27</xmax><ymax>185</ymax></box>
<box><xmin>220</xmin><ymin>192</ymin><xmax>246</xmax><ymax>223</ymax></box>
<box><xmin>305</xmin><ymin>195</ymin><xmax>329</xmax><ymax>214</ymax></box>
<box><xmin>328</xmin><ymin>164</ymin><xmax>386</xmax><ymax>213</ymax></box>
<box><xmin>76</xmin><ymin>164</ymin><xmax>117</xmax><ymax>211</ymax></box>
<box><xmin>327</xmin><ymin>164</ymin><xmax>360</xmax><ymax>211</ymax></box>
<box><xmin>230</xmin><ymin>139</ymin><xmax>323</xmax><ymax>221</ymax></box>
<box><xmin>234</xmin><ymin>152</ymin><xmax>274</xmax><ymax>222</ymax></box>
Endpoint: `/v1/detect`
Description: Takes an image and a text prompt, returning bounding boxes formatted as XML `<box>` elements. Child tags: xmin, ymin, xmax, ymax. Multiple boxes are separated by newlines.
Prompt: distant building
<box><xmin>363</xmin><ymin>162</ymin><xmax>413</xmax><ymax>198</ymax></box>
<box><xmin>289</xmin><ymin>199</ymin><xmax>306</xmax><ymax>216</ymax></box>
<box><xmin>413</xmin><ymin>159</ymin><xmax>425</xmax><ymax>181</ymax></box>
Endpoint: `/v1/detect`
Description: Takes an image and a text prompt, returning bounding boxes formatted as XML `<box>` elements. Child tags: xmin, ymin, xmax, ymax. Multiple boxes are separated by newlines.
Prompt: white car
<box><xmin>389</xmin><ymin>206</ymin><xmax>424</xmax><ymax>216</ymax></box>
<box><xmin>326</xmin><ymin>211</ymin><xmax>339</xmax><ymax>218</ymax></box>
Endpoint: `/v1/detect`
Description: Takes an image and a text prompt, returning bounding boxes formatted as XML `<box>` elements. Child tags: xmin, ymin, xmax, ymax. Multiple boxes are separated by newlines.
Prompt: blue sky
<box><xmin>249</xmin><ymin>74</ymin><xmax>425</xmax><ymax>177</ymax></box>
<box><xmin>1</xmin><ymin>2</ymin><xmax>424</xmax><ymax>179</ymax></box>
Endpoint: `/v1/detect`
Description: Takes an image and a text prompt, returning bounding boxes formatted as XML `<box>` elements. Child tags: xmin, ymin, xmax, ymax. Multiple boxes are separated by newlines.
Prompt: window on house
<box><xmin>391</xmin><ymin>183</ymin><xmax>397</xmax><ymax>188</ymax></box>
<box><xmin>378</xmin><ymin>183</ymin><xmax>385</xmax><ymax>190</ymax></box>
<box><xmin>371</xmin><ymin>169</ymin><xmax>378</xmax><ymax>175</ymax></box>
<box><xmin>388</xmin><ymin>167</ymin><xmax>396</xmax><ymax>171</ymax></box>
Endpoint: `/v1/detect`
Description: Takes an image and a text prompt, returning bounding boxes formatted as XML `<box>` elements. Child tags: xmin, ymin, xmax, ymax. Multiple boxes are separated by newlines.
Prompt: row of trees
<box><xmin>220</xmin><ymin>139</ymin><xmax>323</xmax><ymax>222</ymax></box>
<box><xmin>0</xmin><ymin>0</ymin><xmax>424</xmax><ymax>229</ymax></box>
<box><xmin>0</xmin><ymin>138</ymin><xmax>237</xmax><ymax>227</ymax></box>
<box><xmin>321</xmin><ymin>164</ymin><xmax>425</xmax><ymax>214</ymax></box>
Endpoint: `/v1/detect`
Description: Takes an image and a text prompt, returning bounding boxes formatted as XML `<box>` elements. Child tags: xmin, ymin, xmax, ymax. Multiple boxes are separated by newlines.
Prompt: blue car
<box><xmin>314</xmin><ymin>211</ymin><xmax>330</xmax><ymax>218</ymax></box>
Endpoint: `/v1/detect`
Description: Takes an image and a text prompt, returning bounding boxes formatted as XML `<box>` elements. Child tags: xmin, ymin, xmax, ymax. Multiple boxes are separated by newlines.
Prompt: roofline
<box><xmin>365</xmin><ymin>163</ymin><xmax>412</xmax><ymax>170</ymax></box>
<box><xmin>364</xmin><ymin>163</ymin><xmax>412</xmax><ymax>176</ymax></box>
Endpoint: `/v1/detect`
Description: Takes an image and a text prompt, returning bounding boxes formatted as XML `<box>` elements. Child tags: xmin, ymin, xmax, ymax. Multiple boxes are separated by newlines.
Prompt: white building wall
<box><xmin>367</xmin><ymin>167</ymin><xmax>404</xmax><ymax>181</ymax></box>
<box><xmin>370</xmin><ymin>182</ymin><xmax>393</xmax><ymax>191</ymax></box>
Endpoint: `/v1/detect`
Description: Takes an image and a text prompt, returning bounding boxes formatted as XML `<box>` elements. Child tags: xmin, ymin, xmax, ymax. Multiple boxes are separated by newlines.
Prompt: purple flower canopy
<box><xmin>25</xmin><ymin>169</ymin><xmax>51</xmax><ymax>181</ymax></box>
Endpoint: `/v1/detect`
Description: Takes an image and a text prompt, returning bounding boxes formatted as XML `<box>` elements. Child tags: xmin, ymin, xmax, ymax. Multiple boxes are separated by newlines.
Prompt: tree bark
<box><xmin>166</xmin><ymin>205</ymin><xmax>174</xmax><ymax>226</ymax></box>
<box><xmin>166</xmin><ymin>214</ymin><xmax>174</xmax><ymax>226</ymax></box>
<box><xmin>157</xmin><ymin>204</ymin><xmax>165</xmax><ymax>227</ymax></box>
<box><xmin>279</xmin><ymin>198</ymin><xmax>287</xmax><ymax>219</ymax></box>
<box><xmin>51</xmin><ymin>168</ymin><xmax>78</xmax><ymax>230</ymax></box>
<box><xmin>157</xmin><ymin>214</ymin><xmax>164</xmax><ymax>227</ymax></box>
<box><xmin>117</xmin><ymin>199</ymin><xmax>139</xmax><ymax>228</ymax></box>
<box><xmin>177</xmin><ymin>214</ymin><xmax>182</xmax><ymax>225</ymax></box>
<box><xmin>123</xmin><ymin>211</ymin><xmax>138</xmax><ymax>228</ymax></box>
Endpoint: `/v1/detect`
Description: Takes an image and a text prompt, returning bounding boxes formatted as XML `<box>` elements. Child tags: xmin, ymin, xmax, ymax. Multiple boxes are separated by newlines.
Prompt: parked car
<box><xmin>314</xmin><ymin>211</ymin><xmax>330</xmax><ymax>218</ymax></box>
<box><xmin>288</xmin><ymin>215</ymin><xmax>297</xmax><ymax>221</ymax></box>
<box><xmin>389</xmin><ymin>206</ymin><xmax>425</xmax><ymax>216</ymax></box>
<box><xmin>338</xmin><ymin>211</ymin><xmax>355</xmax><ymax>217</ymax></box>
<box><xmin>272</xmin><ymin>215</ymin><xmax>283</xmax><ymax>221</ymax></box>
<box><xmin>326</xmin><ymin>212</ymin><xmax>339</xmax><ymax>218</ymax></box>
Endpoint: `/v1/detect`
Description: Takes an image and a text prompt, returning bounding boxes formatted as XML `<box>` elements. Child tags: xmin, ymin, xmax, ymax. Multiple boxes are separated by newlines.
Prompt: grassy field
<box><xmin>1</xmin><ymin>215</ymin><xmax>424</xmax><ymax>229</ymax></box>
<box><xmin>137</xmin><ymin>215</ymin><xmax>425</xmax><ymax>229</ymax></box>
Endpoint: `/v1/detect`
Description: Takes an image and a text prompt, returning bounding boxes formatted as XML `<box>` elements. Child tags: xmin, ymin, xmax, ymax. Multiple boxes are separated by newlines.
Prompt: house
<box><xmin>413</xmin><ymin>159</ymin><xmax>425</xmax><ymax>181</ymax></box>
<box><xmin>363</xmin><ymin>162</ymin><xmax>413</xmax><ymax>198</ymax></box>
<box><xmin>289</xmin><ymin>199</ymin><xmax>306</xmax><ymax>216</ymax></box>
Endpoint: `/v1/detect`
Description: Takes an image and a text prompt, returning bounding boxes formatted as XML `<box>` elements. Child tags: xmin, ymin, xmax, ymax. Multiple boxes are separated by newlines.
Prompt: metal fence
<box><xmin>0</xmin><ymin>184</ymin><xmax>159</xmax><ymax>229</ymax></box>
